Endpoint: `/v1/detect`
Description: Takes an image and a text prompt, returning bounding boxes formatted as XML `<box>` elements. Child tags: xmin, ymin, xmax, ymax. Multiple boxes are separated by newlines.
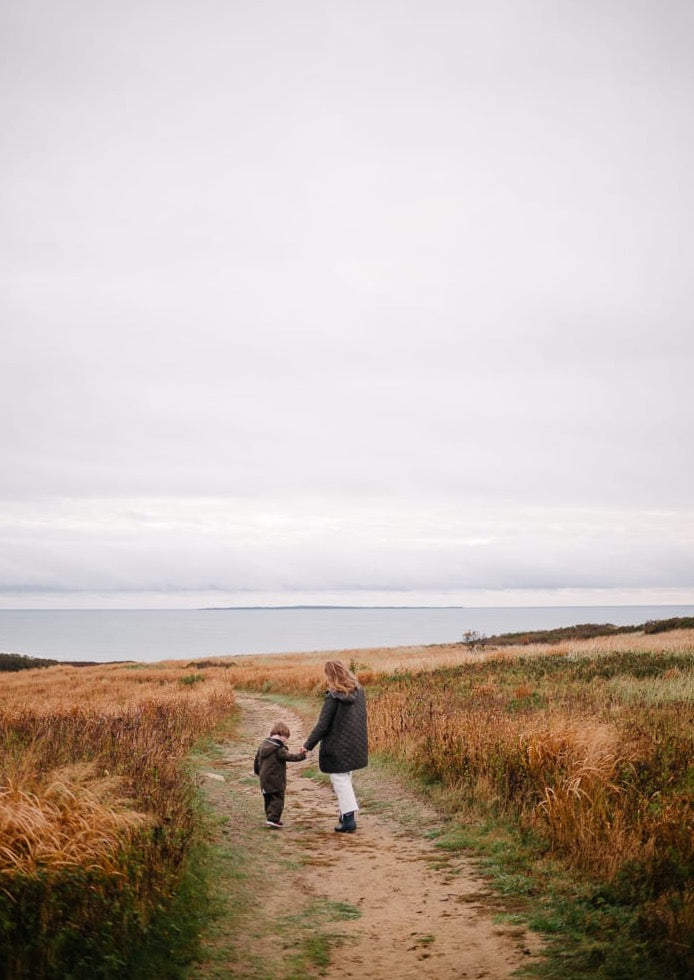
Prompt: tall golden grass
<box><xmin>0</xmin><ymin>662</ymin><xmax>236</xmax><ymax>976</ymax></box>
<box><xmin>3</xmin><ymin>630</ymin><xmax>692</xmax><ymax>975</ymax></box>
<box><xmin>0</xmin><ymin>763</ymin><xmax>149</xmax><ymax>876</ymax></box>
<box><xmin>364</xmin><ymin>636</ymin><xmax>694</xmax><ymax>973</ymax></box>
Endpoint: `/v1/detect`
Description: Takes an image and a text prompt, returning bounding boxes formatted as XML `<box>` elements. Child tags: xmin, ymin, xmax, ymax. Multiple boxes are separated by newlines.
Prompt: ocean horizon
<box><xmin>1</xmin><ymin>603</ymin><xmax>692</xmax><ymax>664</ymax></box>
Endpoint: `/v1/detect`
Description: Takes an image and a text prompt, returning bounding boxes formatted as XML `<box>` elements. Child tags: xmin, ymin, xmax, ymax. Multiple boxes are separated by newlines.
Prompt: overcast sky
<box><xmin>1</xmin><ymin>0</ymin><xmax>693</xmax><ymax>609</ymax></box>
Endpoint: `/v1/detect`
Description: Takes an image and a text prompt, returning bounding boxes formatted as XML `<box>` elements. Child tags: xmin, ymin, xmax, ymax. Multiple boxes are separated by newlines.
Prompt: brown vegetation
<box><xmin>0</xmin><ymin>662</ymin><xmax>236</xmax><ymax>976</ymax></box>
<box><xmin>1</xmin><ymin>625</ymin><xmax>692</xmax><ymax>976</ymax></box>
<box><xmin>364</xmin><ymin>636</ymin><xmax>694</xmax><ymax>975</ymax></box>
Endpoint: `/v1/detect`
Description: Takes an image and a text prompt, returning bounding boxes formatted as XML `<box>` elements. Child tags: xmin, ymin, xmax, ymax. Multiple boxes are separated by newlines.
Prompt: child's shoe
<box><xmin>265</xmin><ymin>819</ymin><xmax>283</xmax><ymax>828</ymax></box>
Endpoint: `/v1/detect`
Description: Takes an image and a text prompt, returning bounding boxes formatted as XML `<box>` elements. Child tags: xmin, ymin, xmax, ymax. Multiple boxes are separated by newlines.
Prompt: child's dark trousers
<box><xmin>263</xmin><ymin>790</ymin><xmax>284</xmax><ymax>823</ymax></box>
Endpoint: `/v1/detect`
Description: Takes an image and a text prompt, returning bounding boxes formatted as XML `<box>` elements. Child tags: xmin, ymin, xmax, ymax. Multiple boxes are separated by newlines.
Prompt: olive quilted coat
<box><xmin>253</xmin><ymin>738</ymin><xmax>305</xmax><ymax>793</ymax></box>
<box><xmin>303</xmin><ymin>687</ymin><xmax>368</xmax><ymax>773</ymax></box>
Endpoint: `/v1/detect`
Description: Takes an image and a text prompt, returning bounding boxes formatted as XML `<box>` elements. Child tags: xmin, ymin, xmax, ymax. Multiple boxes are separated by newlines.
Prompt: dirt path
<box><xmin>190</xmin><ymin>695</ymin><xmax>542</xmax><ymax>979</ymax></box>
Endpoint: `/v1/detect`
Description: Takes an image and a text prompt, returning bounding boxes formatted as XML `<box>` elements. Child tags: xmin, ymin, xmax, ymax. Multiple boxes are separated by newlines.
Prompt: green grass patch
<box><xmin>286</xmin><ymin>934</ymin><xmax>332</xmax><ymax>977</ymax></box>
<box><xmin>179</xmin><ymin>673</ymin><xmax>206</xmax><ymax>686</ymax></box>
<box><xmin>321</xmin><ymin>901</ymin><xmax>361</xmax><ymax>922</ymax></box>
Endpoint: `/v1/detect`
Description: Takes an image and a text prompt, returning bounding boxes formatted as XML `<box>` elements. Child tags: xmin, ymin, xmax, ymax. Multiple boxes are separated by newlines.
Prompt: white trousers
<box><xmin>329</xmin><ymin>771</ymin><xmax>359</xmax><ymax>815</ymax></box>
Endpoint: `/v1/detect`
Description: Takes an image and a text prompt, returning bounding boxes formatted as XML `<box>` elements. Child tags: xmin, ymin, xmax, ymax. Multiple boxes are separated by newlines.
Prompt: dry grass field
<box><xmin>0</xmin><ymin>663</ymin><xmax>236</xmax><ymax>976</ymax></box>
<box><xmin>178</xmin><ymin>623</ymin><xmax>692</xmax><ymax>681</ymax></box>
<box><xmin>1</xmin><ymin>626</ymin><xmax>692</xmax><ymax>977</ymax></box>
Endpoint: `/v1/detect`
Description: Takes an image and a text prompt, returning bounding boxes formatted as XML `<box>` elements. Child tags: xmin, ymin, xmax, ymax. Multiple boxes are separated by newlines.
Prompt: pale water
<box><xmin>1</xmin><ymin>605</ymin><xmax>692</xmax><ymax>664</ymax></box>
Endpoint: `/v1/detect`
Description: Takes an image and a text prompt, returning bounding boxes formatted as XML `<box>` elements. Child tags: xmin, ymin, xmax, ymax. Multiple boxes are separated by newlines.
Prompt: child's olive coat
<box><xmin>253</xmin><ymin>738</ymin><xmax>304</xmax><ymax>793</ymax></box>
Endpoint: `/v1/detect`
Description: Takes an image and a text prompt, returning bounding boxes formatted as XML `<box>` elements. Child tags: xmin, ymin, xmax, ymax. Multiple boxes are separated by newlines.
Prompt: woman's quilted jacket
<box><xmin>303</xmin><ymin>687</ymin><xmax>368</xmax><ymax>773</ymax></box>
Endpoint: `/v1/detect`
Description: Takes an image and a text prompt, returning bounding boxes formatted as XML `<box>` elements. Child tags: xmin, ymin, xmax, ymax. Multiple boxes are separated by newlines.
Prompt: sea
<box><xmin>1</xmin><ymin>605</ymin><xmax>693</xmax><ymax>664</ymax></box>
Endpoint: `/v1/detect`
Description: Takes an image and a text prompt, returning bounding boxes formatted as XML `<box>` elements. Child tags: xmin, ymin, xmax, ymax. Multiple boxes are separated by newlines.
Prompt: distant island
<box><xmin>200</xmin><ymin>605</ymin><xmax>467</xmax><ymax>610</ymax></box>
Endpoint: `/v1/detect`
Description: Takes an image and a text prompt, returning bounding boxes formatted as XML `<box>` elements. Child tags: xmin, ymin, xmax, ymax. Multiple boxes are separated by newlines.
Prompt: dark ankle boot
<box><xmin>334</xmin><ymin>811</ymin><xmax>356</xmax><ymax>833</ymax></box>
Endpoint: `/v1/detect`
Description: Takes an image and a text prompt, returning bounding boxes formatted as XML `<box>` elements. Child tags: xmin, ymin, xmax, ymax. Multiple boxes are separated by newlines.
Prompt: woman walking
<box><xmin>303</xmin><ymin>660</ymin><xmax>368</xmax><ymax>833</ymax></box>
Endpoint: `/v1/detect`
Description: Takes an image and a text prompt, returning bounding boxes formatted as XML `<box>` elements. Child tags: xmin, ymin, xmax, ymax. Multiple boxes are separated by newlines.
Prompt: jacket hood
<box><xmin>258</xmin><ymin>737</ymin><xmax>283</xmax><ymax>760</ymax></box>
<box><xmin>327</xmin><ymin>689</ymin><xmax>357</xmax><ymax>703</ymax></box>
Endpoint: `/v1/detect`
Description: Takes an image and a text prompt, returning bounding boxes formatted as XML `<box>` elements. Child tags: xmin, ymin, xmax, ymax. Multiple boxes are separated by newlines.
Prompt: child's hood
<box><xmin>258</xmin><ymin>737</ymin><xmax>284</xmax><ymax>760</ymax></box>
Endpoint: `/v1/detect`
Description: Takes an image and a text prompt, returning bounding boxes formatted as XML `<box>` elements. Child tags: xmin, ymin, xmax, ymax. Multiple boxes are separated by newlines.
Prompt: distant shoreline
<box><xmin>200</xmin><ymin>602</ymin><xmax>694</xmax><ymax>610</ymax></box>
<box><xmin>3</xmin><ymin>605</ymin><xmax>693</xmax><ymax>665</ymax></box>
<box><xmin>2</xmin><ymin>602</ymin><xmax>692</xmax><ymax>613</ymax></box>
<box><xmin>200</xmin><ymin>604</ymin><xmax>467</xmax><ymax>610</ymax></box>
<box><xmin>2</xmin><ymin>615</ymin><xmax>692</xmax><ymax>671</ymax></box>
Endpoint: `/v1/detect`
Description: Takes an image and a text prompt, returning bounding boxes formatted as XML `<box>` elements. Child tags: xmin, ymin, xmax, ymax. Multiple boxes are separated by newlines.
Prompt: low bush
<box><xmin>0</xmin><ymin>652</ymin><xmax>59</xmax><ymax>671</ymax></box>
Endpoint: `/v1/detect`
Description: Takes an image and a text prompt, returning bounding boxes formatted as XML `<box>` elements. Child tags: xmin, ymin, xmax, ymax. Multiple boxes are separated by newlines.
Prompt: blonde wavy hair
<box><xmin>324</xmin><ymin>660</ymin><xmax>359</xmax><ymax>694</ymax></box>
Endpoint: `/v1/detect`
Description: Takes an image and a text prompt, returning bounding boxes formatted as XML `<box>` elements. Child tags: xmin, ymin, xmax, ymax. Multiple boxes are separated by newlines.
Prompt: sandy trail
<box><xmin>192</xmin><ymin>695</ymin><xmax>542</xmax><ymax>979</ymax></box>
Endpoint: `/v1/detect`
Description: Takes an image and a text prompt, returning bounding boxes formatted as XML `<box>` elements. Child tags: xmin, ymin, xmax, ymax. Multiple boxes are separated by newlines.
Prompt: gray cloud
<box><xmin>1</xmin><ymin>1</ymin><xmax>693</xmax><ymax>605</ymax></box>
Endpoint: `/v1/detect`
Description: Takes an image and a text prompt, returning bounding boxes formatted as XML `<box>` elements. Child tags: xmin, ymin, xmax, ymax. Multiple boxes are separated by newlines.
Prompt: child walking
<box><xmin>253</xmin><ymin>721</ymin><xmax>306</xmax><ymax>827</ymax></box>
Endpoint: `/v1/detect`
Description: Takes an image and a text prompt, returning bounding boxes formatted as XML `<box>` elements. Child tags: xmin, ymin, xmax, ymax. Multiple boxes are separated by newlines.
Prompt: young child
<box><xmin>253</xmin><ymin>721</ymin><xmax>306</xmax><ymax>827</ymax></box>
